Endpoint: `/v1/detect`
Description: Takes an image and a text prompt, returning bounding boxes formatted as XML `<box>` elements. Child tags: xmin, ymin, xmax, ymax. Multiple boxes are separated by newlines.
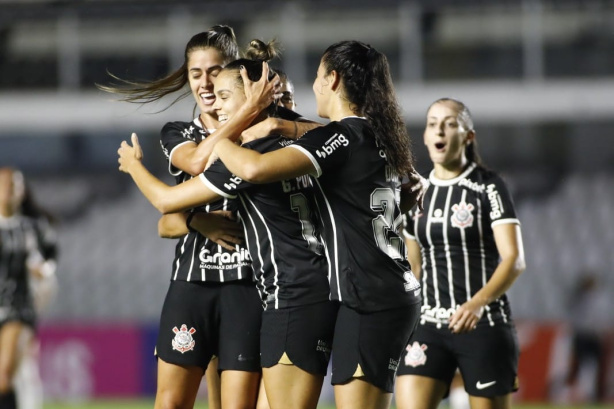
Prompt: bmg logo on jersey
<box><xmin>315</xmin><ymin>133</ymin><xmax>349</xmax><ymax>158</ymax></box>
<box><xmin>486</xmin><ymin>183</ymin><xmax>504</xmax><ymax>219</ymax></box>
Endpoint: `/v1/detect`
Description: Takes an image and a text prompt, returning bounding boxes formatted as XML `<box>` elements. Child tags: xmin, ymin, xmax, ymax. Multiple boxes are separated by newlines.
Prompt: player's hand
<box><xmin>190</xmin><ymin>211</ymin><xmax>244</xmax><ymax>252</ymax></box>
<box><xmin>449</xmin><ymin>300</ymin><xmax>484</xmax><ymax>334</ymax></box>
<box><xmin>401</xmin><ymin>168</ymin><xmax>428</xmax><ymax>212</ymax></box>
<box><xmin>241</xmin><ymin>117</ymin><xmax>279</xmax><ymax>143</ymax></box>
<box><xmin>118</xmin><ymin>133</ymin><xmax>143</xmax><ymax>173</ymax></box>
<box><xmin>241</xmin><ymin>62</ymin><xmax>280</xmax><ymax>112</ymax></box>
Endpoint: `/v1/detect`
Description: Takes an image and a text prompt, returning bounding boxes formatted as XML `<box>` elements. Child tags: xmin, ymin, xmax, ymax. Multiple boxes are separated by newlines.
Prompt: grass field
<box><xmin>42</xmin><ymin>401</ymin><xmax>614</xmax><ymax>409</ymax></box>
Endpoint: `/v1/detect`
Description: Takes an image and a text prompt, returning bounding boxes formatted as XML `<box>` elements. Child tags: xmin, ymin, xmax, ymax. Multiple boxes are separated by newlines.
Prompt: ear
<box><xmin>464</xmin><ymin>130</ymin><xmax>475</xmax><ymax>145</ymax></box>
<box><xmin>329</xmin><ymin>70</ymin><xmax>342</xmax><ymax>92</ymax></box>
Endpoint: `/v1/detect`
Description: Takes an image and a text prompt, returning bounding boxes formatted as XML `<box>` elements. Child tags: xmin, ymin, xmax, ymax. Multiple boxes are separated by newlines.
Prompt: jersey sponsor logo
<box><xmin>486</xmin><ymin>183</ymin><xmax>504</xmax><ymax>219</ymax></box>
<box><xmin>450</xmin><ymin>201</ymin><xmax>475</xmax><ymax>229</ymax></box>
<box><xmin>421</xmin><ymin>305</ymin><xmax>455</xmax><ymax>324</ymax></box>
<box><xmin>223</xmin><ymin>175</ymin><xmax>244</xmax><ymax>191</ymax></box>
<box><xmin>181</xmin><ymin>125</ymin><xmax>196</xmax><ymax>140</ymax></box>
<box><xmin>316</xmin><ymin>339</ymin><xmax>332</xmax><ymax>358</ymax></box>
<box><xmin>199</xmin><ymin>247</ymin><xmax>251</xmax><ymax>266</ymax></box>
<box><xmin>388</xmin><ymin>357</ymin><xmax>399</xmax><ymax>371</ymax></box>
<box><xmin>171</xmin><ymin>324</ymin><xmax>196</xmax><ymax>353</ymax></box>
<box><xmin>404</xmin><ymin>341</ymin><xmax>427</xmax><ymax>367</ymax></box>
<box><xmin>476</xmin><ymin>380</ymin><xmax>497</xmax><ymax>390</ymax></box>
<box><xmin>315</xmin><ymin>133</ymin><xmax>349</xmax><ymax>158</ymax></box>
<box><xmin>278</xmin><ymin>138</ymin><xmax>295</xmax><ymax>147</ymax></box>
<box><xmin>458</xmin><ymin>178</ymin><xmax>485</xmax><ymax>193</ymax></box>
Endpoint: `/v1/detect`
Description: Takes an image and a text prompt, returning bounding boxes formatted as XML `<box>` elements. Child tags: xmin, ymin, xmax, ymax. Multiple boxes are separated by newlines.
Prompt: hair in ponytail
<box><xmin>321</xmin><ymin>41</ymin><xmax>414</xmax><ymax>177</ymax></box>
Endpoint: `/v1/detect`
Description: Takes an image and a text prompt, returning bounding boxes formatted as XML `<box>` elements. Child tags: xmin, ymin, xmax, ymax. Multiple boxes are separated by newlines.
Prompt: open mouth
<box><xmin>434</xmin><ymin>142</ymin><xmax>446</xmax><ymax>151</ymax></box>
<box><xmin>200</xmin><ymin>92</ymin><xmax>215</xmax><ymax>105</ymax></box>
<box><xmin>218</xmin><ymin>114</ymin><xmax>228</xmax><ymax>123</ymax></box>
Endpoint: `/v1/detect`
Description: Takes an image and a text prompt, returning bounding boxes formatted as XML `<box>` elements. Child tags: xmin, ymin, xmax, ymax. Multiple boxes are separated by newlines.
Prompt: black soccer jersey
<box><xmin>200</xmin><ymin>135</ymin><xmax>330</xmax><ymax>310</ymax></box>
<box><xmin>287</xmin><ymin>117</ymin><xmax>421</xmax><ymax>313</ymax></box>
<box><xmin>403</xmin><ymin>163</ymin><xmax>519</xmax><ymax>327</ymax></box>
<box><xmin>160</xmin><ymin>119</ymin><xmax>252</xmax><ymax>282</ymax></box>
<box><xmin>0</xmin><ymin>215</ymin><xmax>39</xmax><ymax>325</ymax></box>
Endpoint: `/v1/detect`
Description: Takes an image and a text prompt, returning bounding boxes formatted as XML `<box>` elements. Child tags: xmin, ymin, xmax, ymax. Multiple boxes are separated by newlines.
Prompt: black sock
<box><xmin>0</xmin><ymin>390</ymin><xmax>16</xmax><ymax>409</ymax></box>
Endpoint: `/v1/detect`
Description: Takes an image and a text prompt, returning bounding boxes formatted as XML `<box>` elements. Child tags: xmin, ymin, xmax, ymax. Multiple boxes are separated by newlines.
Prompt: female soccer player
<box><xmin>0</xmin><ymin>168</ymin><xmax>47</xmax><ymax>409</ymax></box>
<box><xmin>394</xmin><ymin>98</ymin><xmax>526</xmax><ymax>409</ymax></box>
<box><xmin>201</xmin><ymin>40</ymin><xmax>424</xmax><ymax>409</ymax></box>
<box><xmin>118</xmin><ymin>44</ymin><xmax>338</xmax><ymax>409</ymax></box>
<box><xmin>101</xmin><ymin>26</ymin><xmax>262</xmax><ymax>409</ymax></box>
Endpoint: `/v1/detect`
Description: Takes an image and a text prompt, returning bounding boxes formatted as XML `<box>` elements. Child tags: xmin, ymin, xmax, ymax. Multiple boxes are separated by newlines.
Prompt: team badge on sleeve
<box><xmin>450</xmin><ymin>202</ymin><xmax>475</xmax><ymax>229</ymax></box>
<box><xmin>404</xmin><ymin>341</ymin><xmax>428</xmax><ymax>367</ymax></box>
<box><xmin>172</xmin><ymin>324</ymin><xmax>196</xmax><ymax>353</ymax></box>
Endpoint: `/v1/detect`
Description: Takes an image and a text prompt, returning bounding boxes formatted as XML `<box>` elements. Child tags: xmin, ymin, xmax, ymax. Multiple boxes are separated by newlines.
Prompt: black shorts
<box><xmin>156</xmin><ymin>279</ymin><xmax>262</xmax><ymax>372</ymax></box>
<box><xmin>331</xmin><ymin>302</ymin><xmax>420</xmax><ymax>393</ymax></box>
<box><xmin>260</xmin><ymin>301</ymin><xmax>338</xmax><ymax>376</ymax></box>
<box><xmin>396</xmin><ymin>322</ymin><xmax>520</xmax><ymax>397</ymax></box>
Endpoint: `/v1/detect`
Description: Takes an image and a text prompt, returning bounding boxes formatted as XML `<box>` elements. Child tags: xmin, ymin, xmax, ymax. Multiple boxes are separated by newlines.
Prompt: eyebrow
<box><xmin>189</xmin><ymin>65</ymin><xmax>223</xmax><ymax>74</ymax></box>
<box><xmin>427</xmin><ymin>115</ymin><xmax>457</xmax><ymax>121</ymax></box>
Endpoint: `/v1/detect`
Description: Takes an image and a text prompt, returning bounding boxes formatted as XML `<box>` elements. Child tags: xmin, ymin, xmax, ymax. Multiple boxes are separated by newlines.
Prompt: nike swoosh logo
<box><xmin>476</xmin><ymin>380</ymin><xmax>497</xmax><ymax>390</ymax></box>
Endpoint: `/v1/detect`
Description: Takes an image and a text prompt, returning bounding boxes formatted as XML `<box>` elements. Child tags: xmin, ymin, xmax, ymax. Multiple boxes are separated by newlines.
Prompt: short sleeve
<box><xmin>199</xmin><ymin>158</ymin><xmax>255</xmax><ymax>199</ymax></box>
<box><xmin>160</xmin><ymin>122</ymin><xmax>198</xmax><ymax>176</ymax></box>
<box><xmin>483</xmin><ymin>174</ymin><xmax>519</xmax><ymax>227</ymax></box>
<box><xmin>287</xmin><ymin>125</ymin><xmax>351</xmax><ymax>178</ymax></box>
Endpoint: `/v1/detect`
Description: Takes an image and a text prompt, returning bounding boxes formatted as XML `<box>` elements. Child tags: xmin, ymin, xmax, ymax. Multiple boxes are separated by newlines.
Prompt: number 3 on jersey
<box><xmin>370</xmin><ymin>188</ymin><xmax>404</xmax><ymax>260</ymax></box>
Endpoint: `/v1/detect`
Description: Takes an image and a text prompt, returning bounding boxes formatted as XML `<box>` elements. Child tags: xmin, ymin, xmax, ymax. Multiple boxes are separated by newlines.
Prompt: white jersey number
<box><xmin>370</xmin><ymin>188</ymin><xmax>404</xmax><ymax>260</ymax></box>
<box><xmin>290</xmin><ymin>193</ymin><xmax>322</xmax><ymax>255</ymax></box>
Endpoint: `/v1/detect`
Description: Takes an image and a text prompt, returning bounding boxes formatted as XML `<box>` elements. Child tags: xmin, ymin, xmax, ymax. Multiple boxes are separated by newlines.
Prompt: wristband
<box><xmin>185</xmin><ymin>212</ymin><xmax>197</xmax><ymax>233</ymax></box>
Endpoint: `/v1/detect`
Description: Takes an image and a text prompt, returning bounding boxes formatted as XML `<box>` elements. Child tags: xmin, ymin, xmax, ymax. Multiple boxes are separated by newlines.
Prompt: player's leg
<box><xmin>331</xmin><ymin>303</ymin><xmax>420</xmax><ymax>409</ymax></box>
<box><xmin>468</xmin><ymin>393</ymin><xmax>512</xmax><ymax>409</ymax></box>
<box><xmin>395</xmin><ymin>323</ymin><xmax>457</xmax><ymax>409</ymax></box>
<box><xmin>155</xmin><ymin>359</ymin><xmax>204</xmax><ymax>409</ymax></box>
<box><xmin>205</xmin><ymin>357</ymin><xmax>221</xmax><ymax>409</ymax></box>
<box><xmin>154</xmin><ymin>281</ymin><xmax>217</xmax><ymax>409</ymax></box>
<box><xmin>218</xmin><ymin>280</ymin><xmax>263</xmax><ymax>409</ymax></box>
<box><xmin>334</xmin><ymin>378</ymin><xmax>392</xmax><ymax>409</ymax></box>
<box><xmin>260</xmin><ymin>301</ymin><xmax>338</xmax><ymax>409</ymax></box>
<box><xmin>262</xmin><ymin>365</ymin><xmax>323</xmax><ymax>409</ymax></box>
<box><xmin>13</xmin><ymin>330</ymin><xmax>42</xmax><ymax>409</ymax></box>
<box><xmin>220</xmin><ymin>370</ymin><xmax>261</xmax><ymax>409</ymax></box>
<box><xmin>0</xmin><ymin>321</ymin><xmax>25</xmax><ymax>409</ymax></box>
<box><xmin>395</xmin><ymin>375</ymin><xmax>448</xmax><ymax>409</ymax></box>
<box><xmin>255</xmin><ymin>379</ymin><xmax>270</xmax><ymax>409</ymax></box>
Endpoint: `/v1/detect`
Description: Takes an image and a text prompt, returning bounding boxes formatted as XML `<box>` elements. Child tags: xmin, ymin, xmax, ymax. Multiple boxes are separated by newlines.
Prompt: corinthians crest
<box><xmin>172</xmin><ymin>324</ymin><xmax>196</xmax><ymax>353</ymax></box>
<box><xmin>450</xmin><ymin>202</ymin><xmax>475</xmax><ymax>229</ymax></box>
<box><xmin>404</xmin><ymin>341</ymin><xmax>428</xmax><ymax>367</ymax></box>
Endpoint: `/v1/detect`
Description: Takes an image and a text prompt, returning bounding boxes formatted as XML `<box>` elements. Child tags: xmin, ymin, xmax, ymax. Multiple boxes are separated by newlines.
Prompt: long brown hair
<box><xmin>321</xmin><ymin>41</ymin><xmax>414</xmax><ymax>177</ymax></box>
<box><xmin>97</xmin><ymin>25</ymin><xmax>239</xmax><ymax>109</ymax></box>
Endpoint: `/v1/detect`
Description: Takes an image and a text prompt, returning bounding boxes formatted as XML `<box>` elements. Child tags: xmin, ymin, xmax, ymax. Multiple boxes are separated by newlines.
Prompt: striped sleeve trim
<box><xmin>198</xmin><ymin>174</ymin><xmax>237</xmax><ymax>199</ymax></box>
<box><xmin>491</xmin><ymin>218</ymin><xmax>520</xmax><ymax>228</ymax></box>
<box><xmin>287</xmin><ymin>145</ymin><xmax>321</xmax><ymax>177</ymax></box>
<box><xmin>168</xmin><ymin>141</ymin><xmax>196</xmax><ymax>176</ymax></box>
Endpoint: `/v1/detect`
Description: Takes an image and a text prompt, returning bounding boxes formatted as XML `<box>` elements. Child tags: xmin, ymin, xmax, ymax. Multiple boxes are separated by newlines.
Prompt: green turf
<box><xmin>42</xmin><ymin>401</ymin><xmax>614</xmax><ymax>409</ymax></box>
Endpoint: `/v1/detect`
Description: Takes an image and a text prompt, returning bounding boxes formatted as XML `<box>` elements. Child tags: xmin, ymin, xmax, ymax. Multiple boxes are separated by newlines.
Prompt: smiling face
<box><xmin>424</xmin><ymin>101</ymin><xmax>474</xmax><ymax>172</ymax></box>
<box><xmin>212</xmin><ymin>69</ymin><xmax>245</xmax><ymax>124</ymax></box>
<box><xmin>187</xmin><ymin>48</ymin><xmax>226</xmax><ymax>118</ymax></box>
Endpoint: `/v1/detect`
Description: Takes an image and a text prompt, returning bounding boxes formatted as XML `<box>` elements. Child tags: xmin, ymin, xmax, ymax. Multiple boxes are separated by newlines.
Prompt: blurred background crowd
<box><xmin>0</xmin><ymin>0</ymin><xmax>612</xmax><ymax>406</ymax></box>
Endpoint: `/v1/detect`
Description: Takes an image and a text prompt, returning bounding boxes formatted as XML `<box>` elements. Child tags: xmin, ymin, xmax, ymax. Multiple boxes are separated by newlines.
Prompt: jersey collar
<box><xmin>429</xmin><ymin>162</ymin><xmax>477</xmax><ymax>186</ymax></box>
